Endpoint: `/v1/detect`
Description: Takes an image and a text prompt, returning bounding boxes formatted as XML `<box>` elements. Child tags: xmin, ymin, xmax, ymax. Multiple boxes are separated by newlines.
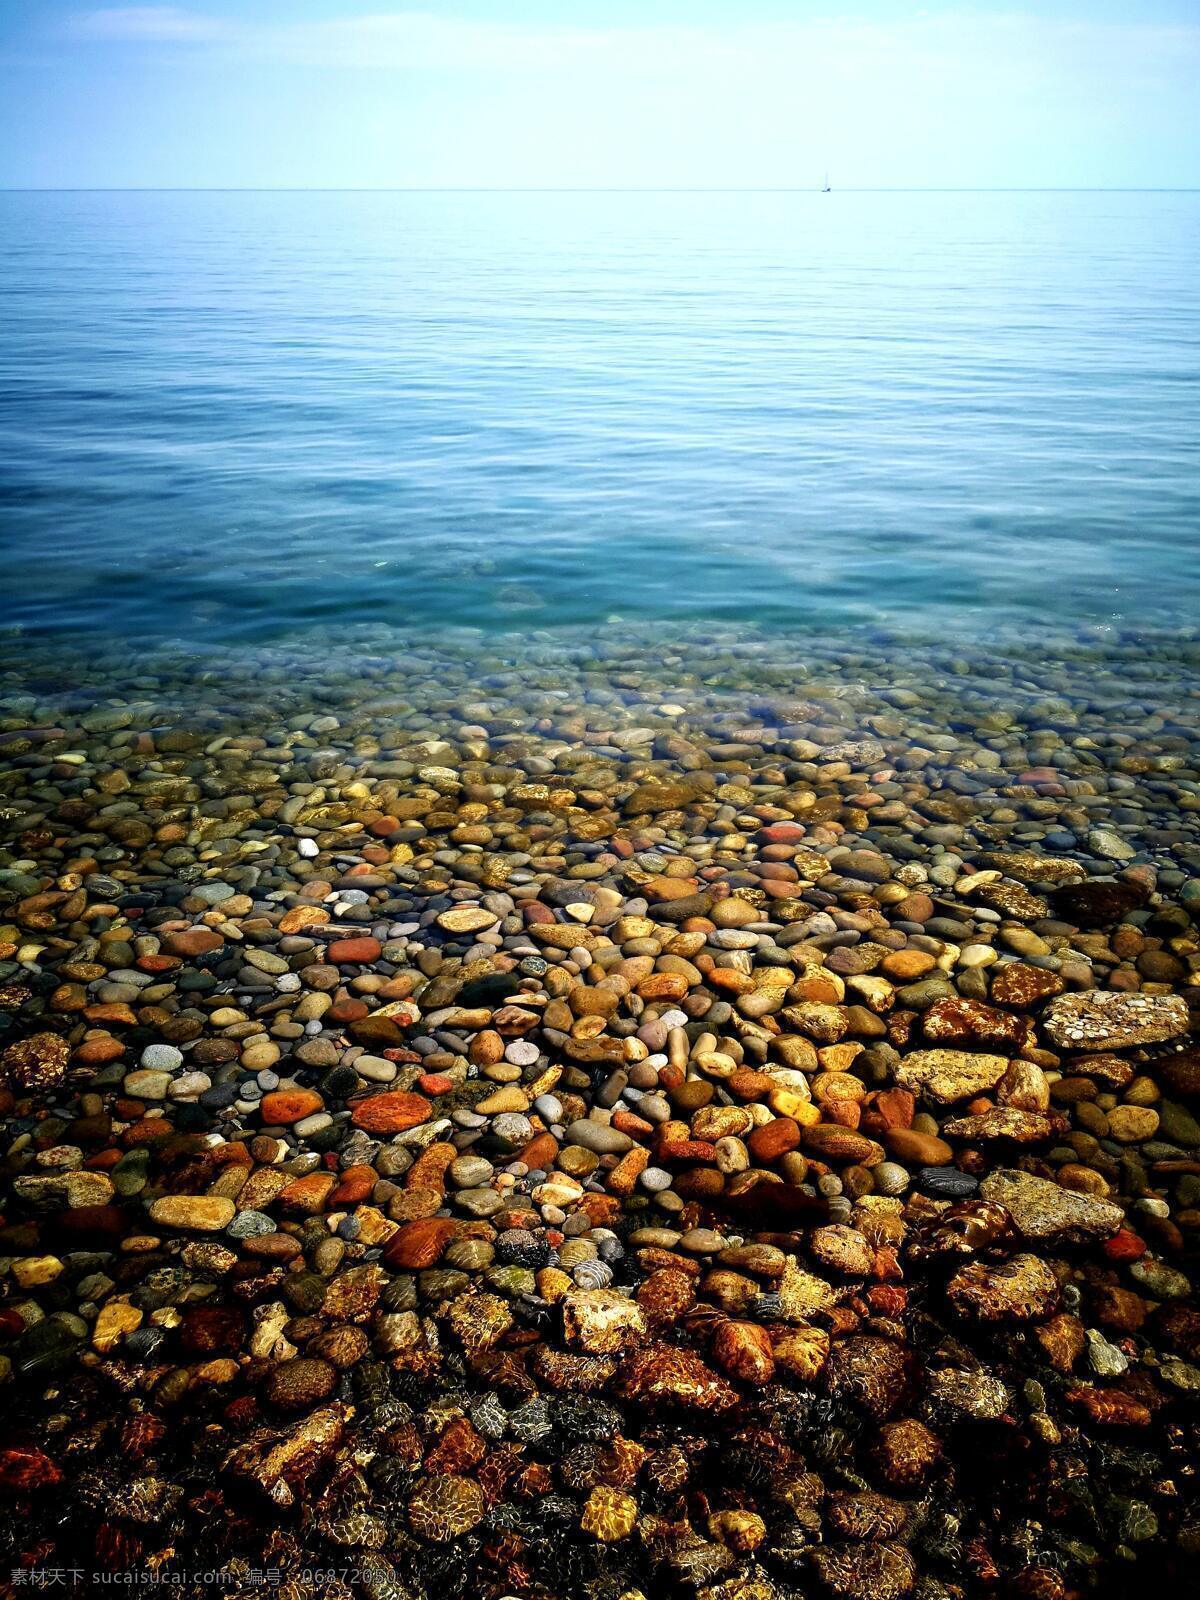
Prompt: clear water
<box><xmin>1</xmin><ymin>188</ymin><xmax>1197</xmax><ymax>650</ymax></box>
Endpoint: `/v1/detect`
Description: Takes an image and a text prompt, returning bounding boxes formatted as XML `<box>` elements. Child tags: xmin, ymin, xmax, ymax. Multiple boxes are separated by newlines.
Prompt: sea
<box><xmin>1</xmin><ymin>188</ymin><xmax>1197</xmax><ymax>663</ymax></box>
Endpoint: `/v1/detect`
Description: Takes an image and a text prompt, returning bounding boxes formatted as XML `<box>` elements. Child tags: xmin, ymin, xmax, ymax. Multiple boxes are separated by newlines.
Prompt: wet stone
<box><xmin>1041</xmin><ymin>991</ymin><xmax>1190</xmax><ymax>1052</ymax></box>
<box><xmin>980</xmin><ymin>1168</ymin><xmax>1122</xmax><ymax>1241</ymax></box>
<box><xmin>894</xmin><ymin>1050</ymin><xmax>1010</xmax><ymax>1104</ymax></box>
<box><xmin>2</xmin><ymin>622</ymin><xmax>1200</xmax><ymax>1599</ymax></box>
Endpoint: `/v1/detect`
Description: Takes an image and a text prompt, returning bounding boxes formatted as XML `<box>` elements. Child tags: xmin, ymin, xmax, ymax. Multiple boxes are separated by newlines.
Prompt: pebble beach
<box><xmin>3</xmin><ymin>617</ymin><xmax>1200</xmax><ymax>1599</ymax></box>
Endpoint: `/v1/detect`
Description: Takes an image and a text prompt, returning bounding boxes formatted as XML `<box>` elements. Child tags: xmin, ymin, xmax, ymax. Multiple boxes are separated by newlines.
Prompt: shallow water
<box><xmin>1</xmin><ymin>188</ymin><xmax>1198</xmax><ymax>653</ymax></box>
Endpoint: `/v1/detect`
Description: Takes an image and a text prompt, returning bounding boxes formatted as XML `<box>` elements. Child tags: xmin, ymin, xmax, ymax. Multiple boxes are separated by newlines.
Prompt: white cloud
<box><xmin>63</xmin><ymin>8</ymin><xmax>1199</xmax><ymax>81</ymax></box>
<box><xmin>71</xmin><ymin>6</ymin><xmax>233</xmax><ymax>42</ymax></box>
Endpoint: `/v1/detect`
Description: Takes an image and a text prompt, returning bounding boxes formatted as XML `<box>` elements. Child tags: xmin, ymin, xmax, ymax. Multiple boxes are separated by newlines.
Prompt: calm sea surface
<box><xmin>1</xmin><ymin>188</ymin><xmax>1197</xmax><ymax>653</ymax></box>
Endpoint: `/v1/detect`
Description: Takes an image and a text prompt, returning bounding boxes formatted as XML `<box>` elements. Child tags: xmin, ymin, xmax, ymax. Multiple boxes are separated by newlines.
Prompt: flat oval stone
<box><xmin>148</xmin><ymin>1196</ymin><xmax>236</xmax><ymax>1232</ymax></box>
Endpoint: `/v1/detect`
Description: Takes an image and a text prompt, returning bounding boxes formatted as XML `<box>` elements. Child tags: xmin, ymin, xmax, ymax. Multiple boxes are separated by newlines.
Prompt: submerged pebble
<box><xmin>1</xmin><ymin>620</ymin><xmax>1199</xmax><ymax>1596</ymax></box>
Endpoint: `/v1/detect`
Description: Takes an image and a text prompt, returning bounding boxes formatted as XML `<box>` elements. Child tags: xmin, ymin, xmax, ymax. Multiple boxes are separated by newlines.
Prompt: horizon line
<box><xmin>2</xmin><ymin>185</ymin><xmax>1200</xmax><ymax>195</ymax></box>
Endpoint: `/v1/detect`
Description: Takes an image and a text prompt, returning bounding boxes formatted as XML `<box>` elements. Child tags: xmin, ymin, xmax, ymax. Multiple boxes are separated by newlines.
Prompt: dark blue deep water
<box><xmin>1</xmin><ymin>188</ymin><xmax>1197</xmax><ymax>651</ymax></box>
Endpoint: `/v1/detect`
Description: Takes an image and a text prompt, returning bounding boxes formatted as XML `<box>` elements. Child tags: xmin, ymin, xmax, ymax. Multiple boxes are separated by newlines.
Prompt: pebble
<box><xmin>1</xmin><ymin>623</ymin><xmax>1199</xmax><ymax>1597</ymax></box>
<box><xmin>139</xmin><ymin>1043</ymin><xmax>184</xmax><ymax>1072</ymax></box>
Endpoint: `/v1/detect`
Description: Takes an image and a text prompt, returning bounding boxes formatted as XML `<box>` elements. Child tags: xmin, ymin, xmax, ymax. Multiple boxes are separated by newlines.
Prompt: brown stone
<box><xmin>265</xmin><ymin>1358</ymin><xmax>337</xmax><ymax>1411</ymax></box>
<box><xmin>873</xmin><ymin>1417</ymin><xmax>941</xmax><ymax>1487</ymax></box>
<box><xmin>884</xmin><ymin>1128</ymin><xmax>953</xmax><ymax>1165</ymax></box>
<box><xmin>383</xmin><ymin>1217</ymin><xmax>456</xmax><ymax>1269</ymax></box>
<box><xmin>922</xmin><ymin>997</ymin><xmax>1028</xmax><ymax>1051</ymax></box>
<box><xmin>2</xmin><ymin>1031</ymin><xmax>69</xmax><ymax>1090</ymax></box>
<box><xmin>748</xmin><ymin>1117</ymin><xmax>801</xmax><ymax>1163</ymax></box>
<box><xmin>350</xmin><ymin>1090</ymin><xmax>432</xmax><ymax>1133</ymax></box>
<box><xmin>945</xmin><ymin>1253</ymin><xmax>1059</xmax><ymax>1323</ymax></box>
<box><xmin>259</xmin><ymin>1089</ymin><xmax>323</xmax><ymax>1125</ymax></box>
<box><xmin>810</xmin><ymin>1223</ymin><xmax>874</xmax><ymax>1276</ymax></box>
<box><xmin>276</xmin><ymin>1172</ymin><xmax>336</xmax><ymax>1214</ymax></box>
<box><xmin>712</xmin><ymin>1319</ymin><xmax>776</xmax><ymax>1385</ymax></box>
<box><xmin>941</xmin><ymin>1108</ymin><xmax>1061</xmax><ymax>1143</ymax></box>
<box><xmin>1035</xmin><ymin>1312</ymin><xmax>1087</xmax><ymax>1372</ymax></box>
<box><xmin>801</xmin><ymin>1124</ymin><xmax>883</xmax><ymax>1165</ymax></box>
<box><xmin>1051</xmin><ymin>879</ymin><xmax>1149</xmax><ymax>927</ymax></box>
<box><xmin>825</xmin><ymin>1335</ymin><xmax>915</xmax><ymax>1420</ymax></box>
<box><xmin>164</xmin><ymin>928</ymin><xmax>224</xmax><ymax>957</ymax></box>
<box><xmin>990</xmin><ymin>962</ymin><xmax>1065</xmax><ymax>1009</ymax></box>
<box><xmin>613</xmin><ymin>1343</ymin><xmax>738</xmax><ymax>1413</ymax></box>
<box><xmin>327</xmin><ymin>936</ymin><xmax>382</xmax><ymax>964</ymax></box>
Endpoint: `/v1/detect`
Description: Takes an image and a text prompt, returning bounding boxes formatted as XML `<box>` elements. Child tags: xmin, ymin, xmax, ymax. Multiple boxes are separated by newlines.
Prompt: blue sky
<box><xmin>1</xmin><ymin>2</ymin><xmax>1198</xmax><ymax>188</ymax></box>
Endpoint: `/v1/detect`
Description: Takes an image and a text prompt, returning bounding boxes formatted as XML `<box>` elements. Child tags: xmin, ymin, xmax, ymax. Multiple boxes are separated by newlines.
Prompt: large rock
<box><xmin>809</xmin><ymin>1543</ymin><xmax>916</xmax><ymax>1600</ymax></box>
<box><xmin>613</xmin><ymin>1343</ymin><xmax>738</xmax><ymax>1413</ymax></box>
<box><xmin>148</xmin><ymin>1195</ymin><xmax>236</xmax><ymax>1232</ymax></box>
<box><xmin>921</xmin><ymin>998</ymin><xmax>1028</xmax><ymax>1051</ymax></box>
<box><xmin>946</xmin><ymin>1254</ymin><xmax>1060</xmax><ymax>1323</ymax></box>
<box><xmin>350</xmin><ymin>1090</ymin><xmax>432</xmax><ymax>1133</ymax></box>
<box><xmin>623</xmin><ymin>781</ymin><xmax>706</xmax><ymax>815</ymax></box>
<box><xmin>941</xmin><ymin>1108</ymin><xmax>1062</xmax><ymax>1143</ymax></box>
<box><xmin>894</xmin><ymin>1050</ymin><xmax>1009</xmax><ymax>1104</ymax></box>
<box><xmin>561</xmin><ymin>1288</ymin><xmax>646</xmax><ymax>1354</ymax></box>
<box><xmin>980</xmin><ymin>1168</ymin><xmax>1122</xmax><ymax>1242</ymax></box>
<box><xmin>2</xmin><ymin>1032</ymin><xmax>69</xmax><ymax>1090</ymax></box>
<box><xmin>1041</xmin><ymin>991</ymin><xmax>1189</xmax><ymax>1052</ymax></box>
<box><xmin>1050</xmin><ymin>878</ymin><xmax>1149</xmax><ymax>927</ymax></box>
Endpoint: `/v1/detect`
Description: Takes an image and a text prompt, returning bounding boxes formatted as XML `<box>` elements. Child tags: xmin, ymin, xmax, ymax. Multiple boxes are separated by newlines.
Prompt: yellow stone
<box><xmin>533</xmin><ymin>1176</ymin><xmax>585</xmax><ymax>1208</ymax></box>
<box><xmin>436</xmin><ymin>907</ymin><xmax>497</xmax><ymax>934</ymax></box>
<box><xmin>1107</xmin><ymin>1105</ymin><xmax>1159</xmax><ymax>1143</ymax></box>
<box><xmin>12</xmin><ymin>1255</ymin><xmax>64</xmax><ymax>1288</ymax></box>
<box><xmin>691</xmin><ymin>1105</ymin><xmax>754</xmax><ymax>1140</ymax></box>
<box><xmin>562</xmin><ymin>1289</ymin><xmax>647</xmax><ymax>1354</ymax></box>
<box><xmin>474</xmin><ymin>1084</ymin><xmax>530</xmax><ymax>1114</ymax></box>
<box><xmin>752</xmin><ymin>967</ymin><xmax>793</xmax><ymax>989</ymax></box>
<box><xmin>768</xmin><ymin>1089</ymin><xmax>820</xmax><ymax>1124</ymax></box>
<box><xmin>778</xmin><ymin>1257</ymin><xmax>838</xmax><ymax>1319</ymax></box>
<box><xmin>195</xmin><ymin>1358</ymin><xmax>239</xmax><ymax>1384</ymax></box>
<box><xmin>352</xmin><ymin>1205</ymin><xmax>398</xmax><ymax>1246</ymax></box>
<box><xmin>818</xmin><ymin>1042</ymin><xmax>863</xmax><ymax>1072</ymax></box>
<box><xmin>250</xmin><ymin>1304</ymin><xmax>294</xmax><ymax>1359</ymax></box>
<box><xmin>66</xmin><ymin>1171</ymin><xmax>115</xmax><ymax>1208</ymax></box>
<box><xmin>92</xmin><ymin>1299</ymin><xmax>143</xmax><ymax>1352</ymax></box>
<box><xmin>846</xmin><ymin>975</ymin><xmax>895</xmax><ymax>1012</ymax></box>
<box><xmin>693</xmin><ymin>1050</ymin><xmax>739</xmax><ymax>1079</ymax></box>
<box><xmin>580</xmin><ymin>1486</ymin><xmax>638</xmax><ymax>1541</ymax></box>
<box><xmin>707</xmin><ymin>1509</ymin><xmax>767</xmax><ymax>1551</ymax></box>
<box><xmin>536</xmin><ymin>1267</ymin><xmax>575</xmax><ymax>1303</ymax></box>
<box><xmin>1124</xmin><ymin>1075</ymin><xmax>1160</xmax><ymax>1106</ymax></box>
<box><xmin>148</xmin><ymin>1195</ymin><xmax>236</xmax><ymax>1231</ymax></box>
<box><xmin>525</xmin><ymin>1065</ymin><xmax>562</xmax><ymax>1100</ymax></box>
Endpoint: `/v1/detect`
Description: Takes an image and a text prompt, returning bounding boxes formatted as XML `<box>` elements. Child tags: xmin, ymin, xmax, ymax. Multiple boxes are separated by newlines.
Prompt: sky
<box><xmin>0</xmin><ymin>2</ymin><xmax>1198</xmax><ymax>189</ymax></box>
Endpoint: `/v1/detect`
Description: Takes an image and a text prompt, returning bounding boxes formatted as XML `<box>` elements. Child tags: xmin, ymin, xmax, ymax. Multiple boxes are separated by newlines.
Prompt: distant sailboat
<box><xmin>822</xmin><ymin>172</ymin><xmax>831</xmax><ymax>193</ymax></box>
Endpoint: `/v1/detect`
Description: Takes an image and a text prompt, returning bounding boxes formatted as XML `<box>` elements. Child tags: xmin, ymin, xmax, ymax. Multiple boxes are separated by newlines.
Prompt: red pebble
<box><xmin>868</xmin><ymin>1285</ymin><xmax>908</xmax><ymax>1317</ymax></box>
<box><xmin>327</xmin><ymin>999</ymin><xmax>369</xmax><ymax>1023</ymax></box>
<box><xmin>758</xmin><ymin>822</ymin><xmax>808</xmax><ymax>843</ymax></box>
<box><xmin>611</xmin><ymin>1109</ymin><xmax>653</xmax><ymax>1137</ymax></box>
<box><xmin>656</xmin><ymin>1138</ymin><xmax>717</xmax><ymax>1164</ymax></box>
<box><xmin>0</xmin><ymin>1447</ymin><xmax>63</xmax><ymax>1491</ymax></box>
<box><xmin>1103</xmin><ymin>1229</ymin><xmax>1147</xmax><ymax>1263</ymax></box>
<box><xmin>327</xmin><ymin>936</ymin><xmax>382</xmax><ymax>964</ymax></box>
